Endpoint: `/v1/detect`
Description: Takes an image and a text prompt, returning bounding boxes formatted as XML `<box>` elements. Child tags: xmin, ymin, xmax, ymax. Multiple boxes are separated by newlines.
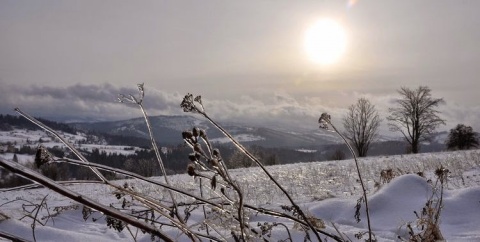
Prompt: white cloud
<box><xmin>1</xmin><ymin>83</ymin><xmax>479</xmax><ymax>137</ymax></box>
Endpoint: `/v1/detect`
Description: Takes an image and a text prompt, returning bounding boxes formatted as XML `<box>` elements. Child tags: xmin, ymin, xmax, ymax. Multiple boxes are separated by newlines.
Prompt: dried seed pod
<box><xmin>194</xmin><ymin>95</ymin><xmax>202</xmax><ymax>105</ymax></box>
<box><xmin>209</xmin><ymin>158</ymin><xmax>219</xmax><ymax>168</ymax></box>
<box><xmin>182</xmin><ymin>131</ymin><xmax>194</xmax><ymax>140</ymax></box>
<box><xmin>212</xmin><ymin>148</ymin><xmax>221</xmax><ymax>157</ymax></box>
<box><xmin>193</xmin><ymin>143</ymin><xmax>205</xmax><ymax>156</ymax></box>
<box><xmin>192</xmin><ymin>127</ymin><xmax>200</xmax><ymax>137</ymax></box>
<box><xmin>318</xmin><ymin>113</ymin><xmax>331</xmax><ymax>123</ymax></box>
<box><xmin>188</xmin><ymin>153</ymin><xmax>197</xmax><ymax>162</ymax></box>
<box><xmin>34</xmin><ymin>146</ymin><xmax>51</xmax><ymax>168</ymax></box>
<box><xmin>318</xmin><ymin>113</ymin><xmax>331</xmax><ymax>130</ymax></box>
<box><xmin>187</xmin><ymin>164</ymin><xmax>196</xmax><ymax>177</ymax></box>
<box><xmin>180</xmin><ymin>93</ymin><xmax>196</xmax><ymax>113</ymax></box>
<box><xmin>199</xmin><ymin>129</ymin><xmax>207</xmax><ymax>138</ymax></box>
<box><xmin>211</xmin><ymin>175</ymin><xmax>217</xmax><ymax>190</ymax></box>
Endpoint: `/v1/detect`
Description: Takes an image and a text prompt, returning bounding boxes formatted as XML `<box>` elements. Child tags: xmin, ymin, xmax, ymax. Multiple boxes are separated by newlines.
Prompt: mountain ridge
<box><xmin>72</xmin><ymin>114</ymin><xmax>343</xmax><ymax>148</ymax></box>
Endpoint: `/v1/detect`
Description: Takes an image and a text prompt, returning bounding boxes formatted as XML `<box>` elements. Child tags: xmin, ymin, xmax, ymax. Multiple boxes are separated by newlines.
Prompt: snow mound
<box><xmin>311</xmin><ymin>174</ymin><xmax>480</xmax><ymax>241</ymax></box>
<box><xmin>310</xmin><ymin>175</ymin><xmax>428</xmax><ymax>237</ymax></box>
<box><xmin>368</xmin><ymin>174</ymin><xmax>432</xmax><ymax>230</ymax></box>
<box><xmin>441</xmin><ymin>186</ymin><xmax>480</xmax><ymax>240</ymax></box>
<box><xmin>312</xmin><ymin>175</ymin><xmax>430</xmax><ymax>220</ymax></box>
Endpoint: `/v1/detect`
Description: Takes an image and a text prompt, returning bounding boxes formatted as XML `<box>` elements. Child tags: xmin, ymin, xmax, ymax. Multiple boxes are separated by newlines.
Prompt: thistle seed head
<box><xmin>35</xmin><ymin>146</ymin><xmax>52</xmax><ymax>168</ymax></box>
<box><xmin>318</xmin><ymin>113</ymin><xmax>331</xmax><ymax>130</ymax></box>
<box><xmin>180</xmin><ymin>93</ymin><xmax>204</xmax><ymax>113</ymax></box>
<box><xmin>435</xmin><ymin>166</ymin><xmax>449</xmax><ymax>183</ymax></box>
<box><xmin>180</xmin><ymin>93</ymin><xmax>197</xmax><ymax>113</ymax></box>
<box><xmin>435</xmin><ymin>166</ymin><xmax>449</xmax><ymax>177</ymax></box>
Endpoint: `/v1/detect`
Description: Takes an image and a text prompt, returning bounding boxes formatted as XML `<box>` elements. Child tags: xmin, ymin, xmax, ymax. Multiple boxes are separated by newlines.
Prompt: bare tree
<box><xmin>387</xmin><ymin>86</ymin><xmax>445</xmax><ymax>154</ymax></box>
<box><xmin>342</xmin><ymin>98</ymin><xmax>381</xmax><ymax>157</ymax></box>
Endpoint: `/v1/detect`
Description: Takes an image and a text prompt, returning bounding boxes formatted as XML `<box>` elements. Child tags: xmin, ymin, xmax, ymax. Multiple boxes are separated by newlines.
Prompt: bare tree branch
<box><xmin>387</xmin><ymin>86</ymin><xmax>445</xmax><ymax>153</ymax></box>
<box><xmin>342</xmin><ymin>98</ymin><xmax>381</xmax><ymax>157</ymax></box>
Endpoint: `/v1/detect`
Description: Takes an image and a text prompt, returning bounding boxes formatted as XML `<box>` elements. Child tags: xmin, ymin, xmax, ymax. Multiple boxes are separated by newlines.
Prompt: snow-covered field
<box><xmin>0</xmin><ymin>129</ymin><xmax>139</xmax><ymax>162</ymax></box>
<box><xmin>210</xmin><ymin>134</ymin><xmax>265</xmax><ymax>144</ymax></box>
<box><xmin>1</xmin><ymin>149</ymin><xmax>479</xmax><ymax>241</ymax></box>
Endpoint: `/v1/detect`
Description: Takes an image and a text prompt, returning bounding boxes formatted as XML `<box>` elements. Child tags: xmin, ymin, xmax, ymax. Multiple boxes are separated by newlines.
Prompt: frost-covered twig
<box><xmin>14</xmin><ymin>108</ymin><xmax>108</xmax><ymax>182</ymax></box>
<box><xmin>0</xmin><ymin>230</ymin><xmax>30</xmax><ymax>242</ymax></box>
<box><xmin>4</xmin><ymin>145</ymin><xmax>199</xmax><ymax>240</ymax></box>
<box><xmin>180</xmin><ymin>93</ymin><xmax>324</xmax><ymax>241</ymax></box>
<box><xmin>49</xmin><ymin>157</ymin><xmax>233</xmax><ymax>215</ymax></box>
<box><xmin>183</xmin><ymin>127</ymin><xmax>247</xmax><ymax>240</ymax></box>
<box><xmin>0</xmin><ymin>180</ymin><xmax>104</xmax><ymax>192</ymax></box>
<box><xmin>319</xmin><ymin>113</ymin><xmax>372</xmax><ymax>241</ymax></box>
<box><xmin>118</xmin><ymin>83</ymin><xmax>183</xmax><ymax>223</ymax></box>
<box><xmin>0</xmin><ymin>158</ymin><xmax>175</xmax><ymax>242</ymax></box>
<box><xmin>25</xmin><ymin>195</ymin><xmax>50</xmax><ymax>242</ymax></box>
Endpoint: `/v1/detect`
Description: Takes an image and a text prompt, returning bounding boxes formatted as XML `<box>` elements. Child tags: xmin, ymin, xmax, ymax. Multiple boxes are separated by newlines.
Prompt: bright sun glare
<box><xmin>304</xmin><ymin>19</ymin><xmax>347</xmax><ymax>65</ymax></box>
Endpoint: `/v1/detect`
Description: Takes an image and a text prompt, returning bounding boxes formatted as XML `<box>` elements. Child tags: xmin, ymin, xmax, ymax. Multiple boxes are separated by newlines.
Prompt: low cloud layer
<box><xmin>1</xmin><ymin>83</ymin><xmax>479</xmax><ymax>135</ymax></box>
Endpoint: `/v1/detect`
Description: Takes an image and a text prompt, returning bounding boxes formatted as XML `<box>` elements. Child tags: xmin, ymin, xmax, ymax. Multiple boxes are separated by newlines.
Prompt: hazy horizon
<box><xmin>1</xmin><ymin>1</ymin><xmax>479</xmax><ymax>133</ymax></box>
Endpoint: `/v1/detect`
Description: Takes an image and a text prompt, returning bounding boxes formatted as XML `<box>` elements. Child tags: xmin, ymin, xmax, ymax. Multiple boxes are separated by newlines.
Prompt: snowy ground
<box><xmin>0</xmin><ymin>129</ymin><xmax>139</xmax><ymax>162</ymax></box>
<box><xmin>1</xmin><ymin>150</ymin><xmax>480</xmax><ymax>241</ymax></box>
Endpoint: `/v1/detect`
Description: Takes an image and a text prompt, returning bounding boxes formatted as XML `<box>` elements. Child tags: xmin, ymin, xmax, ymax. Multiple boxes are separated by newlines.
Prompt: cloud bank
<box><xmin>1</xmin><ymin>83</ymin><xmax>479</xmax><ymax>135</ymax></box>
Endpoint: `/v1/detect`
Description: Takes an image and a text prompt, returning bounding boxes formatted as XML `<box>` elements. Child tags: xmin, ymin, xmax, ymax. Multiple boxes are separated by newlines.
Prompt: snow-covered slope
<box><xmin>1</xmin><ymin>150</ymin><xmax>479</xmax><ymax>241</ymax></box>
<box><xmin>73</xmin><ymin>115</ymin><xmax>343</xmax><ymax>148</ymax></box>
<box><xmin>0</xmin><ymin>128</ymin><xmax>140</xmax><ymax>164</ymax></box>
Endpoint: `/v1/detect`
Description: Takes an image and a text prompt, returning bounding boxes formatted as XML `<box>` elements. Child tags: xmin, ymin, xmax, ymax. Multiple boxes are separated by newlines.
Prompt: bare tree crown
<box><xmin>387</xmin><ymin>86</ymin><xmax>445</xmax><ymax>153</ymax></box>
<box><xmin>342</xmin><ymin>98</ymin><xmax>381</xmax><ymax>157</ymax></box>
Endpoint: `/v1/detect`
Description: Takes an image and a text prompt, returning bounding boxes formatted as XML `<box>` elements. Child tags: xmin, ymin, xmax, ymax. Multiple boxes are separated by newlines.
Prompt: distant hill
<box><xmin>1</xmin><ymin>113</ymin><xmax>449</xmax><ymax>158</ymax></box>
<box><xmin>72</xmin><ymin>115</ymin><xmax>342</xmax><ymax>148</ymax></box>
<box><xmin>0</xmin><ymin>114</ymin><xmax>77</xmax><ymax>134</ymax></box>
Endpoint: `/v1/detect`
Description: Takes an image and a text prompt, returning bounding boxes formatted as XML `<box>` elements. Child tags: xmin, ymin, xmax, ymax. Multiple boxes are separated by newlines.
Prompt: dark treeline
<box><xmin>82</xmin><ymin>130</ymin><xmax>153</xmax><ymax>148</ymax></box>
<box><xmin>0</xmin><ymin>114</ymin><xmax>77</xmax><ymax>134</ymax></box>
<box><xmin>0</xmin><ymin>114</ymin><xmax>154</xmax><ymax>148</ymax></box>
<box><xmin>1</xmin><ymin>141</ymin><xmax>326</xmax><ymax>188</ymax></box>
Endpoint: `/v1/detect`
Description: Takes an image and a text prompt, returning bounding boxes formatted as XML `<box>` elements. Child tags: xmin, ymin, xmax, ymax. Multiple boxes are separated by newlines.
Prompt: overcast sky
<box><xmin>1</xmin><ymin>0</ymin><xmax>479</xmax><ymax>133</ymax></box>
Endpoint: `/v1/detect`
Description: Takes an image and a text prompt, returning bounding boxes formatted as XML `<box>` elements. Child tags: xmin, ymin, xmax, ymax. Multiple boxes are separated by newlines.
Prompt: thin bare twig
<box><xmin>118</xmin><ymin>84</ymin><xmax>184</xmax><ymax>224</ymax></box>
<box><xmin>0</xmin><ymin>158</ymin><xmax>175</xmax><ymax>242</ymax></box>
<box><xmin>14</xmin><ymin>108</ymin><xmax>107</xmax><ymax>183</ymax></box>
<box><xmin>181</xmin><ymin>94</ymin><xmax>324</xmax><ymax>241</ymax></box>
<box><xmin>319</xmin><ymin>113</ymin><xmax>372</xmax><ymax>241</ymax></box>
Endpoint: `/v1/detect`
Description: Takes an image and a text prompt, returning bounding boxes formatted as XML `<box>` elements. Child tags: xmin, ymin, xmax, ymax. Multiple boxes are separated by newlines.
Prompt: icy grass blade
<box><xmin>14</xmin><ymin>108</ymin><xmax>108</xmax><ymax>183</ymax></box>
<box><xmin>118</xmin><ymin>84</ymin><xmax>184</xmax><ymax>224</ymax></box>
<box><xmin>180</xmin><ymin>94</ymin><xmax>343</xmax><ymax>242</ymax></box>
<box><xmin>319</xmin><ymin>112</ymin><xmax>373</xmax><ymax>242</ymax></box>
<box><xmin>0</xmin><ymin>158</ymin><xmax>175</xmax><ymax>242</ymax></box>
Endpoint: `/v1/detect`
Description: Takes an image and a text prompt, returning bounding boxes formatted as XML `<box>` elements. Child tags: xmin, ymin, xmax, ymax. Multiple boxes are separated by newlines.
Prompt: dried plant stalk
<box><xmin>181</xmin><ymin>93</ymin><xmax>333</xmax><ymax>241</ymax></box>
<box><xmin>319</xmin><ymin>113</ymin><xmax>373</xmax><ymax>242</ymax></box>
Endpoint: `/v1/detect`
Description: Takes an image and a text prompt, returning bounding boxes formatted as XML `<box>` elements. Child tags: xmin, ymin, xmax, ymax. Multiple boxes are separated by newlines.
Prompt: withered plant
<box><xmin>401</xmin><ymin>166</ymin><xmax>447</xmax><ymax>242</ymax></box>
<box><xmin>318</xmin><ymin>113</ymin><xmax>374</xmax><ymax>242</ymax></box>
<box><xmin>180</xmin><ymin>93</ymin><xmax>345</xmax><ymax>241</ymax></box>
<box><xmin>0</xmin><ymin>85</ymin><xmax>344</xmax><ymax>241</ymax></box>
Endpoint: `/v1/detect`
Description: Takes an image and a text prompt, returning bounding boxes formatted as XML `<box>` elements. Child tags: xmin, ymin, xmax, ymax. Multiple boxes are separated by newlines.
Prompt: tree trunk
<box><xmin>411</xmin><ymin>141</ymin><xmax>419</xmax><ymax>154</ymax></box>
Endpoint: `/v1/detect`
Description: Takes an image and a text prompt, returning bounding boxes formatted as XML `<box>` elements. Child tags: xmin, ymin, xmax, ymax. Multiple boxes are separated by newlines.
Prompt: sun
<box><xmin>304</xmin><ymin>19</ymin><xmax>347</xmax><ymax>65</ymax></box>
